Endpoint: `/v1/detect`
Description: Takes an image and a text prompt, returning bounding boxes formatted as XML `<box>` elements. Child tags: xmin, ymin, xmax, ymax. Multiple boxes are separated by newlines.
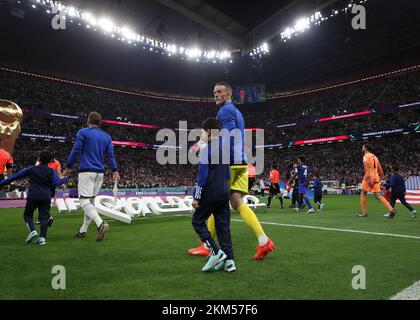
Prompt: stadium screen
<box><xmin>233</xmin><ymin>84</ymin><xmax>266</xmax><ymax>105</ymax></box>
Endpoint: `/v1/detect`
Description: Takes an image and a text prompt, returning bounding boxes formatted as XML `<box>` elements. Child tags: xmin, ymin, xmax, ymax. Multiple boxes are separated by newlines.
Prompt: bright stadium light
<box><xmin>279</xmin><ymin>1</ymin><xmax>368</xmax><ymax>42</ymax></box>
<box><xmin>99</xmin><ymin>18</ymin><xmax>114</xmax><ymax>33</ymax></box>
<box><xmin>121</xmin><ymin>27</ymin><xmax>136</xmax><ymax>41</ymax></box>
<box><xmin>26</xmin><ymin>0</ymin><xmax>238</xmax><ymax>64</ymax></box>
<box><xmin>295</xmin><ymin>17</ymin><xmax>310</xmax><ymax>32</ymax></box>
<box><xmin>83</xmin><ymin>12</ymin><xmax>97</xmax><ymax>26</ymax></box>
<box><xmin>262</xmin><ymin>42</ymin><xmax>269</xmax><ymax>52</ymax></box>
<box><xmin>68</xmin><ymin>6</ymin><xmax>76</xmax><ymax>17</ymax></box>
<box><xmin>207</xmin><ymin>50</ymin><xmax>216</xmax><ymax>59</ymax></box>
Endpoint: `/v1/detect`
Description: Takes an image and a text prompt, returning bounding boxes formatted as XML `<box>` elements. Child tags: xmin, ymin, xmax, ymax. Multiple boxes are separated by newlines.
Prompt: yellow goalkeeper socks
<box><xmin>208</xmin><ymin>214</ymin><xmax>217</xmax><ymax>240</ymax></box>
<box><xmin>237</xmin><ymin>203</ymin><xmax>268</xmax><ymax>245</ymax></box>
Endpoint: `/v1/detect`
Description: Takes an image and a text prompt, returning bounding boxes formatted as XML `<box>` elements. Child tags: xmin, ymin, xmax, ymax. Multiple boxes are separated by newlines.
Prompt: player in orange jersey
<box><xmin>267</xmin><ymin>164</ymin><xmax>284</xmax><ymax>208</ymax></box>
<box><xmin>0</xmin><ymin>146</ymin><xmax>14</xmax><ymax>191</ymax></box>
<box><xmin>357</xmin><ymin>144</ymin><xmax>397</xmax><ymax>218</ymax></box>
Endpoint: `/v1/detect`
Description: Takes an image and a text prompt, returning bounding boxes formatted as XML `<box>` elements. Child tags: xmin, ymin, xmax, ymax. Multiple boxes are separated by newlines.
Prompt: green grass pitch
<box><xmin>0</xmin><ymin>195</ymin><xmax>419</xmax><ymax>300</ymax></box>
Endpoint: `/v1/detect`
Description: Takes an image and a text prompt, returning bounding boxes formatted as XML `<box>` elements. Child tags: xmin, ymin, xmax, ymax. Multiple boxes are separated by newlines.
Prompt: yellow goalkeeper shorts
<box><xmin>229</xmin><ymin>165</ymin><xmax>248</xmax><ymax>195</ymax></box>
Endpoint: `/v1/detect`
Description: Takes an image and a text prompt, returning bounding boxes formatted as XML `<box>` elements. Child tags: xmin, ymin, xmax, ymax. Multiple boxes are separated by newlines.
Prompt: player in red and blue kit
<box><xmin>295</xmin><ymin>156</ymin><xmax>315</xmax><ymax>214</ymax></box>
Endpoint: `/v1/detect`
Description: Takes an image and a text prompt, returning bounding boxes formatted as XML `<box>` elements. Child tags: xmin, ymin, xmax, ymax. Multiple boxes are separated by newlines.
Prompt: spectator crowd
<box><xmin>1</xmin><ymin>69</ymin><xmax>419</xmax><ymax>189</ymax></box>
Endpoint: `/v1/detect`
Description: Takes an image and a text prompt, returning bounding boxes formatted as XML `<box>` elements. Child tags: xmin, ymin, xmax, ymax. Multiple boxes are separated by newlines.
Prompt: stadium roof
<box><xmin>0</xmin><ymin>0</ymin><xmax>419</xmax><ymax>96</ymax></box>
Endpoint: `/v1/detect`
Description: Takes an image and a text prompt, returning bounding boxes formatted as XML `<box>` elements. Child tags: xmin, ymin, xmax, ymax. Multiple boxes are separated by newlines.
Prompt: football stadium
<box><xmin>0</xmin><ymin>0</ymin><xmax>420</xmax><ymax>307</ymax></box>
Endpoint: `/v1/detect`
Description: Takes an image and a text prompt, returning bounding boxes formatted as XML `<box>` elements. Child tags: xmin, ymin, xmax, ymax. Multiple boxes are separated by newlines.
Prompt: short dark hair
<box><xmin>215</xmin><ymin>82</ymin><xmax>233</xmax><ymax>95</ymax></box>
<box><xmin>298</xmin><ymin>156</ymin><xmax>305</xmax><ymax>163</ymax></box>
<box><xmin>363</xmin><ymin>143</ymin><xmax>373</xmax><ymax>152</ymax></box>
<box><xmin>39</xmin><ymin>150</ymin><xmax>53</xmax><ymax>164</ymax></box>
<box><xmin>271</xmin><ymin>164</ymin><xmax>277</xmax><ymax>169</ymax></box>
<box><xmin>88</xmin><ymin>112</ymin><xmax>101</xmax><ymax>126</ymax></box>
<box><xmin>45</xmin><ymin>146</ymin><xmax>57</xmax><ymax>160</ymax></box>
<box><xmin>201</xmin><ymin>117</ymin><xmax>221</xmax><ymax>131</ymax></box>
<box><xmin>393</xmin><ymin>165</ymin><xmax>399</xmax><ymax>172</ymax></box>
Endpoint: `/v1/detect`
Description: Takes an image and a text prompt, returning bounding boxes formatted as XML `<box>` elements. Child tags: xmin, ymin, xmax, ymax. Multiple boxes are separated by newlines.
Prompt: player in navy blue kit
<box><xmin>295</xmin><ymin>156</ymin><xmax>315</xmax><ymax>214</ymax></box>
<box><xmin>191</xmin><ymin>118</ymin><xmax>235</xmax><ymax>272</ymax></box>
<box><xmin>0</xmin><ymin>150</ymin><xmax>68</xmax><ymax>245</ymax></box>
<box><xmin>313</xmin><ymin>171</ymin><xmax>324</xmax><ymax>212</ymax></box>
<box><xmin>384</xmin><ymin>166</ymin><xmax>416</xmax><ymax>219</ymax></box>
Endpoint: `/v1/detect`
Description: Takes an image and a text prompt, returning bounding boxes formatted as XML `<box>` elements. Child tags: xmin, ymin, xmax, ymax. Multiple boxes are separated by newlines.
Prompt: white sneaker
<box><xmin>202</xmin><ymin>250</ymin><xmax>227</xmax><ymax>272</ymax></box>
<box><xmin>307</xmin><ymin>208</ymin><xmax>315</xmax><ymax>214</ymax></box>
<box><xmin>215</xmin><ymin>259</ymin><xmax>236</xmax><ymax>272</ymax></box>
<box><xmin>411</xmin><ymin>210</ymin><xmax>417</xmax><ymax>219</ymax></box>
<box><xmin>36</xmin><ymin>237</ymin><xmax>46</xmax><ymax>245</ymax></box>
<box><xmin>320</xmin><ymin>203</ymin><xmax>325</xmax><ymax>210</ymax></box>
<box><xmin>224</xmin><ymin>259</ymin><xmax>236</xmax><ymax>272</ymax></box>
<box><xmin>294</xmin><ymin>207</ymin><xmax>299</xmax><ymax>213</ymax></box>
<box><xmin>25</xmin><ymin>230</ymin><xmax>38</xmax><ymax>244</ymax></box>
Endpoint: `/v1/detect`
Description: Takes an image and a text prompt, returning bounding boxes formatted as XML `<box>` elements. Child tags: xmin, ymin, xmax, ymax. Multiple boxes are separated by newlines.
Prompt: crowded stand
<box><xmin>1</xmin><ymin>68</ymin><xmax>419</xmax><ymax>190</ymax></box>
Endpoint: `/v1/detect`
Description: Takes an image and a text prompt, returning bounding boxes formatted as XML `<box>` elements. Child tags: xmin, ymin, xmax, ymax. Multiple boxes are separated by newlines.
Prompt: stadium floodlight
<box><xmin>295</xmin><ymin>17</ymin><xmax>310</xmax><ymax>32</ymax></box>
<box><xmin>83</xmin><ymin>12</ymin><xmax>97</xmax><ymax>26</ymax></box>
<box><xmin>67</xmin><ymin>6</ymin><xmax>76</xmax><ymax>17</ymax></box>
<box><xmin>207</xmin><ymin>50</ymin><xmax>216</xmax><ymax>59</ymax></box>
<box><xmin>121</xmin><ymin>27</ymin><xmax>136</xmax><ymax>41</ymax></box>
<box><xmin>99</xmin><ymin>18</ymin><xmax>114</xmax><ymax>33</ymax></box>
<box><xmin>186</xmin><ymin>48</ymin><xmax>202</xmax><ymax>58</ymax></box>
<box><xmin>262</xmin><ymin>43</ymin><xmax>269</xmax><ymax>52</ymax></box>
<box><xmin>219</xmin><ymin>50</ymin><xmax>230</xmax><ymax>59</ymax></box>
<box><xmin>166</xmin><ymin>44</ymin><xmax>177</xmax><ymax>54</ymax></box>
<box><xmin>29</xmin><ymin>0</ymin><xmax>238</xmax><ymax>64</ymax></box>
<box><xmin>279</xmin><ymin>1</ymin><xmax>368</xmax><ymax>42</ymax></box>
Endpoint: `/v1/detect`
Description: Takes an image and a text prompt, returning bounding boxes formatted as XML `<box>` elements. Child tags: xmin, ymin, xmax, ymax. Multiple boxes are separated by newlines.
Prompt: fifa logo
<box><xmin>51</xmin><ymin>6</ymin><xmax>66</xmax><ymax>30</ymax></box>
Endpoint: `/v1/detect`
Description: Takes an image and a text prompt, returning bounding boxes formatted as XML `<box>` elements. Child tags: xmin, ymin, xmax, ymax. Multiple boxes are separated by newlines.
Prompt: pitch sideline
<box><xmin>231</xmin><ymin>219</ymin><xmax>420</xmax><ymax>240</ymax></box>
<box><xmin>126</xmin><ymin>214</ymin><xmax>420</xmax><ymax>240</ymax></box>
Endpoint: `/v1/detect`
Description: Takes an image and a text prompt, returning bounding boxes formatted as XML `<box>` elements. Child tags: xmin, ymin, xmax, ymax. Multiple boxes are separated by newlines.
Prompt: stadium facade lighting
<box><xmin>26</xmin><ymin>0</ymin><xmax>237</xmax><ymax>64</ymax></box>
<box><xmin>280</xmin><ymin>0</ymin><xmax>369</xmax><ymax>42</ymax></box>
<box><xmin>250</xmin><ymin>42</ymin><xmax>269</xmax><ymax>57</ymax></box>
<box><xmin>99</xmin><ymin>18</ymin><xmax>114</xmax><ymax>33</ymax></box>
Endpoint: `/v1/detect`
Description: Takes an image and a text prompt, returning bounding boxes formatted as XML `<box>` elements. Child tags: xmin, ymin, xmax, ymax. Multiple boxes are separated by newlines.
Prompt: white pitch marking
<box><xmin>231</xmin><ymin>219</ymin><xmax>420</xmax><ymax>240</ymax></box>
<box><xmin>103</xmin><ymin>213</ymin><xmax>420</xmax><ymax>240</ymax></box>
<box><xmin>390</xmin><ymin>281</ymin><xmax>420</xmax><ymax>300</ymax></box>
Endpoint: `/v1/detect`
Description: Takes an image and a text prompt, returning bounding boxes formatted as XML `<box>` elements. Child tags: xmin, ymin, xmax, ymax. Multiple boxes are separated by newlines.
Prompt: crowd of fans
<box><xmin>261</xmin><ymin>134</ymin><xmax>420</xmax><ymax>187</ymax></box>
<box><xmin>1</xmin><ymin>68</ymin><xmax>419</xmax><ymax>189</ymax></box>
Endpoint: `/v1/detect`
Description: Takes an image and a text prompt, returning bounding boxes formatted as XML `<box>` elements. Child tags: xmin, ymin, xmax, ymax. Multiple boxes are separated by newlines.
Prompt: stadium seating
<box><xmin>1</xmin><ymin>69</ymin><xmax>419</xmax><ymax>189</ymax></box>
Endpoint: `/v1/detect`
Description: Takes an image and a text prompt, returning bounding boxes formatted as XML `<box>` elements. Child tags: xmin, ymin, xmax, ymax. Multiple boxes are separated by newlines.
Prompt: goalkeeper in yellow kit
<box><xmin>188</xmin><ymin>82</ymin><xmax>276</xmax><ymax>260</ymax></box>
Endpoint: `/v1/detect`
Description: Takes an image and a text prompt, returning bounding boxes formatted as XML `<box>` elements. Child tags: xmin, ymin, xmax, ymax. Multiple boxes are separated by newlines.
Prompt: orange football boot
<box><xmin>253</xmin><ymin>239</ymin><xmax>276</xmax><ymax>260</ymax></box>
<box><xmin>188</xmin><ymin>243</ymin><xmax>211</xmax><ymax>256</ymax></box>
